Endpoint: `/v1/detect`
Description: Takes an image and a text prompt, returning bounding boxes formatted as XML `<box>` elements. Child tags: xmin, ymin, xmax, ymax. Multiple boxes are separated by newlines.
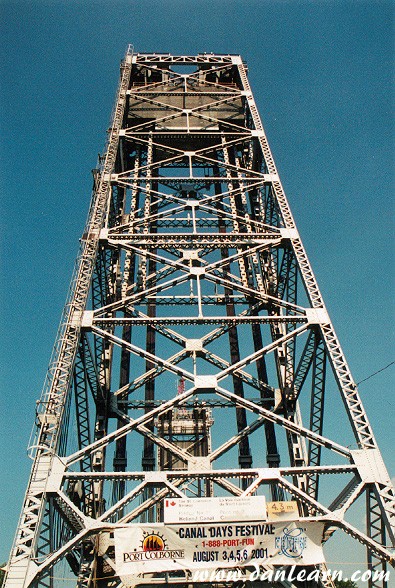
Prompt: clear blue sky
<box><xmin>0</xmin><ymin>0</ymin><xmax>394</xmax><ymax>575</ymax></box>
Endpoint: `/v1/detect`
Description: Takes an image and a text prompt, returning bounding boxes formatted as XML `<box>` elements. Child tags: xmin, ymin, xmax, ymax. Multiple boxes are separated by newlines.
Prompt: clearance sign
<box><xmin>114</xmin><ymin>520</ymin><xmax>325</xmax><ymax>577</ymax></box>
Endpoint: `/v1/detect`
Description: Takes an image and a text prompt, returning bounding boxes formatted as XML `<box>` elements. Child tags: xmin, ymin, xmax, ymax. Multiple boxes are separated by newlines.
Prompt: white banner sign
<box><xmin>115</xmin><ymin>520</ymin><xmax>325</xmax><ymax>579</ymax></box>
<box><xmin>164</xmin><ymin>495</ymin><xmax>267</xmax><ymax>523</ymax></box>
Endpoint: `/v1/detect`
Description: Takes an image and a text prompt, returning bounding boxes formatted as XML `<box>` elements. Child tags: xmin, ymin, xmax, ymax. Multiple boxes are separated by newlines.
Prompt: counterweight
<box><xmin>5</xmin><ymin>49</ymin><xmax>394</xmax><ymax>588</ymax></box>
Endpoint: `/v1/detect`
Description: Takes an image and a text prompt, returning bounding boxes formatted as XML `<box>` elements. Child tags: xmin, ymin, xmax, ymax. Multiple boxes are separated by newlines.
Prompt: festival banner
<box><xmin>114</xmin><ymin>520</ymin><xmax>325</xmax><ymax>578</ymax></box>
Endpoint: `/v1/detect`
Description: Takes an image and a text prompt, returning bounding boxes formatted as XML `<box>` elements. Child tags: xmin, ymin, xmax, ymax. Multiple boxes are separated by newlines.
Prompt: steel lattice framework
<box><xmin>5</xmin><ymin>48</ymin><xmax>394</xmax><ymax>588</ymax></box>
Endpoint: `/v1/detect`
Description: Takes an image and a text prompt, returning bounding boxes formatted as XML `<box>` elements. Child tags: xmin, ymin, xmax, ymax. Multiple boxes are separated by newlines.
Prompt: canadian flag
<box><xmin>177</xmin><ymin>377</ymin><xmax>185</xmax><ymax>395</ymax></box>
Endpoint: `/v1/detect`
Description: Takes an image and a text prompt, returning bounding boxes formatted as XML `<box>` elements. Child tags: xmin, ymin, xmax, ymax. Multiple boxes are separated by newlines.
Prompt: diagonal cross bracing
<box><xmin>5</xmin><ymin>50</ymin><xmax>394</xmax><ymax>588</ymax></box>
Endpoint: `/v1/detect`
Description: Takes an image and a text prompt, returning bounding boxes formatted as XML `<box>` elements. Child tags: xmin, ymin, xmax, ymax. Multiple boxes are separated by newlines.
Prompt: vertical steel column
<box><xmin>307</xmin><ymin>332</ymin><xmax>327</xmax><ymax>498</ymax></box>
<box><xmin>367</xmin><ymin>487</ymin><xmax>389</xmax><ymax>588</ymax></box>
<box><xmin>214</xmin><ymin>151</ymin><xmax>252</xmax><ymax>477</ymax></box>
<box><xmin>4</xmin><ymin>49</ymin><xmax>132</xmax><ymax>588</ymax></box>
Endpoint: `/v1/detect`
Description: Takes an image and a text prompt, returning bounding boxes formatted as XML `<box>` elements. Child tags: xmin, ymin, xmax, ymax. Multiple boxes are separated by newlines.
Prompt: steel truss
<box><xmin>5</xmin><ymin>48</ymin><xmax>394</xmax><ymax>588</ymax></box>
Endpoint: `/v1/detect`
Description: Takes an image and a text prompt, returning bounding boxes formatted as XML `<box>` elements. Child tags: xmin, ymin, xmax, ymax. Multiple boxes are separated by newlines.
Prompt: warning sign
<box><xmin>267</xmin><ymin>501</ymin><xmax>299</xmax><ymax>520</ymax></box>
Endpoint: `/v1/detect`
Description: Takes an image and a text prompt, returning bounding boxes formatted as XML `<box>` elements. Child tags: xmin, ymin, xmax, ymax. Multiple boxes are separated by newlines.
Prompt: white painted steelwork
<box><xmin>5</xmin><ymin>49</ymin><xmax>394</xmax><ymax>588</ymax></box>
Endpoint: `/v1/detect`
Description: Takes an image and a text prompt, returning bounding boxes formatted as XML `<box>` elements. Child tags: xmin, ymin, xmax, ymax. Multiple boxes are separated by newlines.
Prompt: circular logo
<box><xmin>142</xmin><ymin>532</ymin><xmax>166</xmax><ymax>552</ymax></box>
<box><xmin>278</xmin><ymin>527</ymin><xmax>307</xmax><ymax>558</ymax></box>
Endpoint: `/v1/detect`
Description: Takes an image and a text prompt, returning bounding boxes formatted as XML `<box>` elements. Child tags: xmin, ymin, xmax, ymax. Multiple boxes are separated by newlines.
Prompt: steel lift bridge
<box><xmin>5</xmin><ymin>48</ymin><xmax>394</xmax><ymax>588</ymax></box>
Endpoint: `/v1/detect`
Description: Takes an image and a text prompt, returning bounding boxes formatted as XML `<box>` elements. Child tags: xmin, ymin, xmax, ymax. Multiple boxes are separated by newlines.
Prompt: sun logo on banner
<box><xmin>141</xmin><ymin>531</ymin><xmax>167</xmax><ymax>552</ymax></box>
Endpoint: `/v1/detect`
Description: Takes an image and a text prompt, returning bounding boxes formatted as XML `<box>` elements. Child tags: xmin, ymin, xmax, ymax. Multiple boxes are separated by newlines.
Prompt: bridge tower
<box><xmin>4</xmin><ymin>48</ymin><xmax>394</xmax><ymax>588</ymax></box>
